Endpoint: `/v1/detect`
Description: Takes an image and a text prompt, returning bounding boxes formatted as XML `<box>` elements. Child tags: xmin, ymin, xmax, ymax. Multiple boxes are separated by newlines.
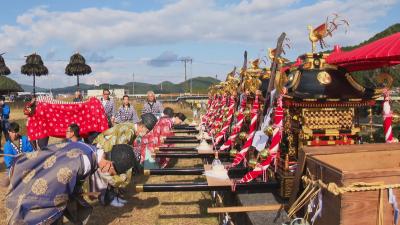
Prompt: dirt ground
<box><xmin>0</xmin><ymin>157</ymin><xmax>218</xmax><ymax>225</ymax></box>
<box><xmin>0</xmin><ymin>101</ymin><xmax>215</xmax><ymax>225</ymax></box>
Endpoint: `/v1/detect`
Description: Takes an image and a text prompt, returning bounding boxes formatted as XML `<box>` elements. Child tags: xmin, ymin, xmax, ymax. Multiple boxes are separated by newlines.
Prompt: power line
<box><xmin>4</xmin><ymin>57</ymin><xmax>234</xmax><ymax>66</ymax></box>
<box><xmin>194</xmin><ymin>60</ymin><xmax>233</xmax><ymax>66</ymax></box>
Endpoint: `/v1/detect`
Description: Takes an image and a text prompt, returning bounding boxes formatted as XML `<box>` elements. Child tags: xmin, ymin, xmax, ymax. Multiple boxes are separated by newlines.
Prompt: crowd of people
<box><xmin>0</xmin><ymin>89</ymin><xmax>189</xmax><ymax>224</ymax></box>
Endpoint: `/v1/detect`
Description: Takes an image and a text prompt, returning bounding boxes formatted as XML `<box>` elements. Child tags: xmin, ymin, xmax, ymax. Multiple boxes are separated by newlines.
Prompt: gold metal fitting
<box><xmin>263</xmin><ymin>126</ymin><xmax>274</xmax><ymax>136</ymax></box>
<box><xmin>248</xmin><ymin>159</ymin><xmax>258</xmax><ymax>169</ymax></box>
<box><xmin>135</xmin><ymin>185</ymin><xmax>144</xmax><ymax>192</ymax></box>
<box><xmin>229</xmin><ymin>149</ymin><xmax>238</xmax><ymax>157</ymax></box>
<box><xmin>239</xmin><ymin>132</ymin><xmax>248</xmax><ymax>140</ymax></box>
<box><xmin>393</xmin><ymin>112</ymin><xmax>400</xmax><ymax>124</ymax></box>
<box><xmin>143</xmin><ymin>170</ymin><xmax>150</xmax><ymax>176</ymax></box>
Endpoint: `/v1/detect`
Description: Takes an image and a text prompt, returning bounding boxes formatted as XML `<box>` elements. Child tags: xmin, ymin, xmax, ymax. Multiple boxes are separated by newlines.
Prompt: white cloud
<box><xmin>1</xmin><ymin>0</ymin><xmax>398</xmax><ymax>88</ymax></box>
<box><xmin>87</xmin><ymin>52</ymin><xmax>114</xmax><ymax>63</ymax></box>
<box><xmin>148</xmin><ymin>51</ymin><xmax>178</xmax><ymax>67</ymax></box>
<box><xmin>232</xmin><ymin>0</ymin><xmax>299</xmax><ymax>13</ymax></box>
<box><xmin>0</xmin><ymin>0</ymin><xmax>397</xmax><ymax>53</ymax></box>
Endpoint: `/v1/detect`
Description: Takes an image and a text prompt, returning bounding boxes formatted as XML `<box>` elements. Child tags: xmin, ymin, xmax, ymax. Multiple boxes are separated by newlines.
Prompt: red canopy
<box><xmin>326</xmin><ymin>32</ymin><xmax>400</xmax><ymax>72</ymax></box>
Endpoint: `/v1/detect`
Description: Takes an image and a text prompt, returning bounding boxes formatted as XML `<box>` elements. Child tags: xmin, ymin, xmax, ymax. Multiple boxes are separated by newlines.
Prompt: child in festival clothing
<box><xmin>3</xmin><ymin>122</ymin><xmax>34</xmax><ymax>170</ymax></box>
<box><xmin>66</xmin><ymin>123</ymin><xmax>82</xmax><ymax>142</ymax></box>
<box><xmin>0</xmin><ymin>95</ymin><xmax>11</xmax><ymax>149</ymax></box>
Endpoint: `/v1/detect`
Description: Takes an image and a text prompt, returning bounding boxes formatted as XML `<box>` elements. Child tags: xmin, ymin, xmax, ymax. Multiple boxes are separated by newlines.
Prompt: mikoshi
<box><xmin>136</xmin><ymin>19</ymin><xmax>400</xmax><ymax>225</ymax></box>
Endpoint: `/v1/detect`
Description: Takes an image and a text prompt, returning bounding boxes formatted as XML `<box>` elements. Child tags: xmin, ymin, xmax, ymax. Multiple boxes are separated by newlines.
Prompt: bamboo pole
<box><xmin>144</xmin><ymin>167</ymin><xmax>249</xmax><ymax>176</ymax></box>
<box><xmin>157</xmin><ymin>146</ymin><xmax>198</xmax><ymax>152</ymax></box>
<box><xmin>207</xmin><ymin>204</ymin><xmax>283</xmax><ymax>213</ymax></box>
<box><xmin>173</xmin><ymin>130</ymin><xmax>199</xmax><ymax>134</ymax></box>
<box><xmin>152</xmin><ymin>152</ymin><xmax>231</xmax><ymax>159</ymax></box>
<box><xmin>163</xmin><ymin>139</ymin><xmax>201</xmax><ymax>144</ymax></box>
<box><xmin>135</xmin><ymin>181</ymin><xmax>279</xmax><ymax>192</ymax></box>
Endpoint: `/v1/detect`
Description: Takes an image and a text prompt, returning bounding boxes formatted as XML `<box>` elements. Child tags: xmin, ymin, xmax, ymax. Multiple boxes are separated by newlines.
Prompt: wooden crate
<box><xmin>294</xmin><ymin>143</ymin><xmax>400</xmax><ymax>225</ymax></box>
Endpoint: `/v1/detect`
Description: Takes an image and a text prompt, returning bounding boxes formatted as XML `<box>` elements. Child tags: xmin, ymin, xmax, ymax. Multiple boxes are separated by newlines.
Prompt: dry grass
<box><xmin>0</xmin><ymin>157</ymin><xmax>217</xmax><ymax>225</ymax></box>
<box><xmin>87</xmin><ymin>158</ymin><xmax>217</xmax><ymax>225</ymax></box>
<box><xmin>0</xmin><ymin>103</ymin><xmax>216</xmax><ymax>225</ymax></box>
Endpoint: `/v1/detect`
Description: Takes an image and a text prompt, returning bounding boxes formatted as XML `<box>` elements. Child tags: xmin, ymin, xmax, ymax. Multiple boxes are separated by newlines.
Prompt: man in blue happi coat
<box><xmin>5</xmin><ymin>141</ymin><xmax>136</xmax><ymax>225</ymax></box>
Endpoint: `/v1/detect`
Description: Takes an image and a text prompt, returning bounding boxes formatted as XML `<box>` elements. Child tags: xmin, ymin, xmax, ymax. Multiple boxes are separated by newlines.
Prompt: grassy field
<box><xmin>0</xmin><ymin>101</ymin><xmax>217</xmax><ymax>225</ymax></box>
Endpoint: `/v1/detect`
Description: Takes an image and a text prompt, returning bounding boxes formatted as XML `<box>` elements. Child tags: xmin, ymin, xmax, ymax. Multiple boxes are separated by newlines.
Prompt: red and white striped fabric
<box><xmin>210</xmin><ymin>95</ymin><xmax>227</xmax><ymax>134</ymax></box>
<box><xmin>231</xmin><ymin>96</ymin><xmax>260</xmax><ymax>167</ymax></box>
<box><xmin>215</xmin><ymin>96</ymin><xmax>236</xmax><ymax>144</ymax></box>
<box><xmin>207</xmin><ymin>96</ymin><xmax>222</xmax><ymax>128</ymax></box>
<box><xmin>202</xmin><ymin>97</ymin><xmax>216</xmax><ymax>125</ymax></box>
<box><xmin>219</xmin><ymin>96</ymin><xmax>247</xmax><ymax>151</ymax></box>
<box><xmin>383</xmin><ymin>89</ymin><xmax>394</xmax><ymax>143</ymax></box>
<box><xmin>239</xmin><ymin>95</ymin><xmax>284</xmax><ymax>183</ymax></box>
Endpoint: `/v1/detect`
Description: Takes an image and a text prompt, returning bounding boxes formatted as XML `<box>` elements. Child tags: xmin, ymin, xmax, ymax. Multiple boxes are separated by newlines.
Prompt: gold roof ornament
<box><xmin>261</xmin><ymin>68</ymin><xmax>271</xmax><ymax>79</ymax></box>
<box><xmin>226</xmin><ymin>67</ymin><xmax>236</xmax><ymax>81</ymax></box>
<box><xmin>308</xmin><ymin>13</ymin><xmax>349</xmax><ymax>53</ymax></box>
<box><xmin>268</xmin><ymin>48</ymin><xmax>290</xmax><ymax>65</ymax></box>
<box><xmin>223</xmin><ymin>67</ymin><xmax>241</xmax><ymax>95</ymax></box>
<box><xmin>225</xmin><ymin>77</ymin><xmax>240</xmax><ymax>95</ymax></box>
<box><xmin>209</xmin><ymin>84</ymin><xmax>222</xmax><ymax>96</ymax></box>
<box><xmin>241</xmin><ymin>59</ymin><xmax>263</xmax><ymax>94</ymax></box>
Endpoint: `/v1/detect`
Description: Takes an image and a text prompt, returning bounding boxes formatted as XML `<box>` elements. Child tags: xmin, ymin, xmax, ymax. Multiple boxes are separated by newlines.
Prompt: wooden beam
<box><xmin>207</xmin><ymin>204</ymin><xmax>283</xmax><ymax>214</ymax></box>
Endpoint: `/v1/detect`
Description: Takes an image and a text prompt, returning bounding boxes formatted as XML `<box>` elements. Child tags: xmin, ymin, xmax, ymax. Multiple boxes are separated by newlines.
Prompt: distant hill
<box><xmin>101</xmin><ymin>76</ymin><xmax>219</xmax><ymax>94</ymax></box>
<box><xmin>342</xmin><ymin>23</ymin><xmax>400</xmax><ymax>51</ymax></box>
<box><xmin>33</xmin><ymin>76</ymin><xmax>220</xmax><ymax>95</ymax></box>
<box><xmin>326</xmin><ymin>23</ymin><xmax>400</xmax><ymax>87</ymax></box>
<box><xmin>20</xmin><ymin>84</ymin><xmax>49</xmax><ymax>92</ymax></box>
<box><xmin>180</xmin><ymin>77</ymin><xmax>220</xmax><ymax>93</ymax></box>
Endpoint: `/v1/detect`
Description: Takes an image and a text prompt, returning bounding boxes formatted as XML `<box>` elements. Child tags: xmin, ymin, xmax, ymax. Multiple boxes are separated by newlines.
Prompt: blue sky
<box><xmin>0</xmin><ymin>0</ymin><xmax>399</xmax><ymax>89</ymax></box>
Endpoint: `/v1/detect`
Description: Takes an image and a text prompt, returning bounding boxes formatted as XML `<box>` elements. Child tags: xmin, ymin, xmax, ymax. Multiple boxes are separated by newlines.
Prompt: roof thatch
<box><xmin>65</xmin><ymin>53</ymin><xmax>92</xmax><ymax>76</ymax></box>
<box><xmin>0</xmin><ymin>54</ymin><xmax>11</xmax><ymax>76</ymax></box>
<box><xmin>21</xmin><ymin>53</ymin><xmax>48</xmax><ymax>76</ymax></box>
<box><xmin>0</xmin><ymin>76</ymin><xmax>23</xmax><ymax>94</ymax></box>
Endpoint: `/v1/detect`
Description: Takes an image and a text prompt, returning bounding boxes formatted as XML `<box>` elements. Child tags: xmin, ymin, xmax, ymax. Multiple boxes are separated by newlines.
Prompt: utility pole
<box><xmin>180</xmin><ymin>58</ymin><xmax>192</xmax><ymax>93</ymax></box>
<box><xmin>190</xmin><ymin>59</ymin><xmax>193</xmax><ymax>94</ymax></box>
<box><xmin>132</xmin><ymin>72</ymin><xmax>135</xmax><ymax>96</ymax></box>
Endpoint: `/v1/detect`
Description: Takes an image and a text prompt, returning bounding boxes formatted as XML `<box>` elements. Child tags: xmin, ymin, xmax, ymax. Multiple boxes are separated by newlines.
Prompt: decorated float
<box><xmin>136</xmin><ymin>16</ymin><xmax>400</xmax><ymax>225</ymax></box>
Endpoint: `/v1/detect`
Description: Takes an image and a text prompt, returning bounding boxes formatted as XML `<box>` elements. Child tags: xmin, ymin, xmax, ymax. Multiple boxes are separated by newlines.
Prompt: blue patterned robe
<box><xmin>141</xmin><ymin>100</ymin><xmax>163</xmax><ymax>116</ymax></box>
<box><xmin>5</xmin><ymin>142</ymin><xmax>97</xmax><ymax>225</ymax></box>
<box><xmin>115</xmin><ymin>105</ymin><xmax>139</xmax><ymax>124</ymax></box>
